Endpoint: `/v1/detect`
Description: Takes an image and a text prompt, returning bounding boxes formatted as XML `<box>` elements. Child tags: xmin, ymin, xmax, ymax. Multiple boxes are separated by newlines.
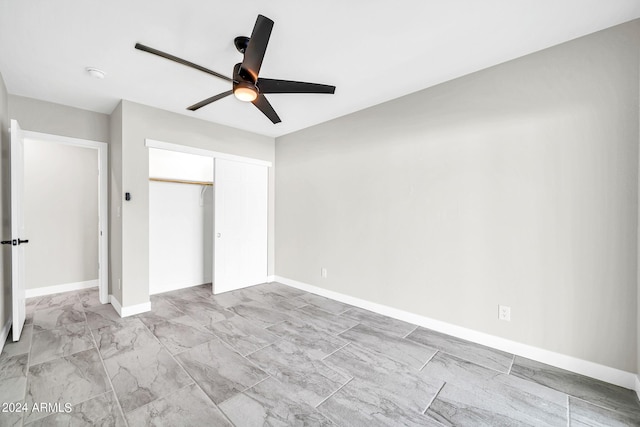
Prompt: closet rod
<box><xmin>149</xmin><ymin>177</ymin><xmax>213</xmax><ymax>186</ymax></box>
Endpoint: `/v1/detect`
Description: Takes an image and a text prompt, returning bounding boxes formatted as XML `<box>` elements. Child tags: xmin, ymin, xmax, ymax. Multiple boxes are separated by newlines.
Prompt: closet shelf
<box><xmin>149</xmin><ymin>177</ymin><xmax>213</xmax><ymax>186</ymax></box>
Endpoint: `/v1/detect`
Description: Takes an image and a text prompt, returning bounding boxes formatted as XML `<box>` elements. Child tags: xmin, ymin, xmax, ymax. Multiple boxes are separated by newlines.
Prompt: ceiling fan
<box><xmin>135</xmin><ymin>14</ymin><xmax>336</xmax><ymax>124</ymax></box>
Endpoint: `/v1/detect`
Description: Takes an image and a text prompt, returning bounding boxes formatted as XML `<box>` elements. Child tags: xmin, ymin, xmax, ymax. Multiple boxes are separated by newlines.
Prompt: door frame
<box><xmin>22</xmin><ymin>130</ymin><xmax>109</xmax><ymax>304</ymax></box>
<box><xmin>145</xmin><ymin>138</ymin><xmax>272</xmax><ymax>294</ymax></box>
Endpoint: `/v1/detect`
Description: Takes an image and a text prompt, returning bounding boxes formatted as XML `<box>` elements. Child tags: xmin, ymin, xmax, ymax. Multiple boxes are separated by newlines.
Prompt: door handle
<box><xmin>0</xmin><ymin>240</ymin><xmax>11</xmax><ymax>245</ymax></box>
<box><xmin>17</xmin><ymin>239</ymin><xmax>29</xmax><ymax>245</ymax></box>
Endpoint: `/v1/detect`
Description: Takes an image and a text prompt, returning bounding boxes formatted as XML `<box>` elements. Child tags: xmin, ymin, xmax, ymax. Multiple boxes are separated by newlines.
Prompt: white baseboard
<box><xmin>635</xmin><ymin>375</ymin><xmax>640</xmax><ymax>401</ymax></box>
<box><xmin>274</xmin><ymin>275</ymin><xmax>638</xmax><ymax>391</ymax></box>
<box><xmin>0</xmin><ymin>316</ymin><xmax>11</xmax><ymax>355</ymax></box>
<box><xmin>109</xmin><ymin>295</ymin><xmax>150</xmax><ymax>317</ymax></box>
<box><xmin>26</xmin><ymin>280</ymin><xmax>98</xmax><ymax>298</ymax></box>
<box><xmin>266</xmin><ymin>275</ymin><xmax>276</xmax><ymax>283</ymax></box>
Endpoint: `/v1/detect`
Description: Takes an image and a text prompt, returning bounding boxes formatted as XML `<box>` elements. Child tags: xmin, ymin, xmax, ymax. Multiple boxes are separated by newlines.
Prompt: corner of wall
<box><xmin>0</xmin><ymin>71</ymin><xmax>10</xmax><ymax>337</ymax></box>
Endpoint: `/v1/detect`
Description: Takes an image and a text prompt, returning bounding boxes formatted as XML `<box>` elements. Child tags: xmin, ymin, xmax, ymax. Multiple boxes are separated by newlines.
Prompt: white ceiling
<box><xmin>1</xmin><ymin>1</ymin><xmax>639</xmax><ymax>138</ymax></box>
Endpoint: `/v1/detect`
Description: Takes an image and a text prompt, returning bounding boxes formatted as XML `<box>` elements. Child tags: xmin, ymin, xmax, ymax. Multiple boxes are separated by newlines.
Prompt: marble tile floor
<box><xmin>0</xmin><ymin>283</ymin><xmax>638</xmax><ymax>426</ymax></box>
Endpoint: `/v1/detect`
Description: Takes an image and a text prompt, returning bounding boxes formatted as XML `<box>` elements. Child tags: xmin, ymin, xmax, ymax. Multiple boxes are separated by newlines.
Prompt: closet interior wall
<box><xmin>148</xmin><ymin>148</ymin><xmax>213</xmax><ymax>295</ymax></box>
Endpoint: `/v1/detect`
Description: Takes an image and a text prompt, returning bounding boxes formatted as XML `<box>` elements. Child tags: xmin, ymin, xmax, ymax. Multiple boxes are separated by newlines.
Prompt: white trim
<box><xmin>109</xmin><ymin>295</ymin><xmax>123</xmax><ymax>316</ymax></box>
<box><xmin>0</xmin><ymin>317</ymin><xmax>11</xmax><ymax>354</ymax></box>
<box><xmin>145</xmin><ymin>139</ymin><xmax>272</xmax><ymax>168</ymax></box>
<box><xmin>635</xmin><ymin>375</ymin><xmax>640</xmax><ymax>401</ymax></box>
<box><xmin>110</xmin><ymin>295</ymin><xmax>151</xmax><ymax>317</ymax></box>
<box><xmin>21</xmin><ymin>130</ymin><xmax>109</xmax><ymax>305</ymax></box>
<box><xmin>121</xmin><ymin>302</ymin><xmax>151</xmax><ymax>317</ymax></box>
<box><xmin>274</xmin><ymin>275</ymin><xmax>638</xmax><ymax>391</ymax></box>
<box><xmin>266</xmin><ymin>275</ymin><xmax>276</xmax><ymax>283</ymax></box>
<box><xmin>25</xmin><ymin>280</ymin><xmax>98</xmax><ymax>298</ymax></box>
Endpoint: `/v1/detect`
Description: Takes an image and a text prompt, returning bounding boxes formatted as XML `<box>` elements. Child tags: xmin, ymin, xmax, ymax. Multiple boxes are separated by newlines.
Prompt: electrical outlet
<box><xmin>321</xmin><ymin>268</ymin><xmax>327</xmax><ymax>278</ymax></box>
<box><xmin>498</xmin><ymin>305</ymin><xmax>511</xmax><ymax>321</ymax></box>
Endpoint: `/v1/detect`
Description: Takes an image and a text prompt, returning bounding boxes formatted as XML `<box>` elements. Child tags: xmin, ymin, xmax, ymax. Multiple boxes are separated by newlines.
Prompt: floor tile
<box><xmin>1</xmin><ymin>324</ymin><xmax>33</xmax><ymax>360</ymax></box>
<box><xmin>140</xmin><ymin>296</ymin><xmax>185</xmax><ymax>321</ymax></box>
<box><xmin>569</xmin><ymin>396</ymin><xmax>640</xmax><ymax>427</ymax></box>
<box><xmin>84</xmin><ymin>304</ymin><xmax>125</xmax><ymax>330</ymax></box>
<box><xmin>94</xmin><ymin>318</ymin><xmax>159</xmax><ymax>360</ymax></box>
<box><xmin>239</xmin><ymin>289</ymin><xmax>305</xmax><ymax>311</ymax></box>
<box><xmin>0</xmin><ymin>412</ymin><xmax>22</xmax><ymax>426</ymax></box>
<box><xmin>227</xmin><ymin>302</ymin><xmax>294</xmax><ymax>328</ymax></box>
<box><xmin>34</xmin><ymin>292</ymin><xmax>81</xmax><ymax>311</ymax></box>
<box><xmin>323</xmin><ymin>342</ymin><xmax>444</xmax><ymax>413</ymax></box>
<box><xmin>207</xmin><ymin>315</ymin><xmax>280</xmax><ymax>356</ymax></box>
<box><xmin>290</xmin><ymin>304</ymin><xmax>359</xmax><ymax>335</ymax></box>
<box><xmin>77</xmin><ymin>288</ymin><xmax>103</xmax><ymax>309</ymax></box>
<box><xmin>141</xmin><ymin>314</ymin><xmax>217</xmax><ymax>355</ymax></box>
<box><xmin>165</xmin><ymin>297</ymin><xmax>234</xmax><ymax>327</ymax></box>
<box><xmin>339</xmin><ymin>324</ymin><xmax>436</xmax><ymax>370</ymax></box>
<box><xmin>104</xmin><ymin>342</ymin><xmax>192</xmax><ymax>413</ymax></box>
<box><xmin>219</xmin><ymin>377</ymin><xmax>332</xmax><ymax>426</ymax></box>
<box><xmin>267</xmin><ymin>319</ymin><xmax>349</xmax><ymax>359</ymax></box>
<box><xmin>24</xmin><ymin>348</ymin><xmax>109</xmax><ymax>423</ymax></box>
<box><xmin>32</xmin><ymin>303</ymin><xmax>85</xmax><ymax>332</ymax></box>
<box><xmin>210</xmin><ymin>289</ymin><xmax>257</xmax><ymax>308</ymax></box>
<box><xmin>30</xmin><ymin>323</ymin><xmax>95</xmax><ymax>365</ymax></box>
<box><xmin>422</xmin><ymin>353</ymin><xmax>567</xmax><ymax>426</ymax></box>
<box><xmin>406</xmin><ymin>327</ymin><xmax>514</xmax><ymax>373</ymax></box>
<box><xmin>318</xmin><ymin>378</ymin><xmax>442</xmax><ymax>427</ymax></box>
<box><xmin>296</xmin><ymin>293</ymin><xmax>353</xmax><ymax>315</ymax></box>
<box><xmin>248</xmin><ymin>339</ymin><xmax>350</xmax><ymax>407</ymax></box>
<box><xmin>251</xmin><ymin>282</ymin><xmax>308</xmax><ymax>299</ymax></box>
<box><xmin>0</xmin><ymin>353</ymin><xmax>28</xmax><ymax>405</ymax></box>
<box><xmin>341</xmin><ymin>307</ymin><xmax>416</xmax><ymax>337</ymax></box>
<box><xmin>176</xmin><ymin>339</ymin><xmax>268</xmax><ymax>405</ymax></box>
<box><xmin>125</xmin><ymin>383</ymin><xmax>232</xmax><ymax>427</ymax></box>
<box><xmin>26</xmin><ymin>391</ymin><xmax>125</xmax><ymax>427</ymax></box>
<box><xmin>510</xmin><ymin>356</ymin><xmax>640</xmax><ymax>417</ymax></box>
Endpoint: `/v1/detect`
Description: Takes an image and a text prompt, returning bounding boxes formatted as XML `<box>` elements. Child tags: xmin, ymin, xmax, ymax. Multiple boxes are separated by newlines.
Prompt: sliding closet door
<box><xmin>213</xmin><ymin>158</ymin><xmax>268</xmax><ymax>293</ymax></box>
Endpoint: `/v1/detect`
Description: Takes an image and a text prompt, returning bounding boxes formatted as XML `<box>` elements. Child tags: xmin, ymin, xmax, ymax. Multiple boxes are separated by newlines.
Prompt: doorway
<box><xmin>19</xmin><ymin>127</ymin><xmax>108</xmax><ymax>299</ymax></box>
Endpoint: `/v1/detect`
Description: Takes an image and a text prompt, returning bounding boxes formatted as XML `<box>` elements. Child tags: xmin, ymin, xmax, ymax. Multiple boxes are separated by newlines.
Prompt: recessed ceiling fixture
<box><xmin>85</xmin><ymin>67</ymin><xmax>106</xmax><ymax>79</ymax></box>
<box><xmin>134</xmin><ymin>14</ymin><xmax>336</xmax><ymax>124</ymax></box>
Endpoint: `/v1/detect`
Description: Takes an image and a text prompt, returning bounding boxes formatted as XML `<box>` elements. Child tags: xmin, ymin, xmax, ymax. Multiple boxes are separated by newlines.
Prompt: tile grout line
<box><xmin>422</xmin><ymin>381</ymin><xmax>446</xmax><ymax>415</ymax></box>
<box><xmin>243</xmin><ymin>338</ymin><xmax>283</xmax><ymax>358</ymax></box>
<box><xmin>568</xmin><ymin>395</ymin><xmax>622</xmax><ymax>415</ymax></box>
<box><xmin>321</xmin><ymin>341</ymin><xmax>351</xmax><ymax>361</ymax></box>
<box><xmin>402</xmin><ymin>325</ymin><xmax>419</xmax><ymax>339</ymax></box>
<box><xmin>85</xmin><ymin>302</ymin><xmax>130</xmax><ymax>427</ymax></box>
<box><xmin>419</xmin><ymin>350</ymin><xmax>439</xmax><ymax>372</ymax></box>
<box><xmin>136</xmin><ymin>318</ymin><xmax>238</xmax><ymax>427</ymax></box>
<box><xmin>507</xmin><ymin>354</ymin><xmax>515</xmax><ymax>374</ymax></box>
<box><xmin>314</xmin><ymin>377</ymin><xmax>353</xmax><ymax>409</ymax></box>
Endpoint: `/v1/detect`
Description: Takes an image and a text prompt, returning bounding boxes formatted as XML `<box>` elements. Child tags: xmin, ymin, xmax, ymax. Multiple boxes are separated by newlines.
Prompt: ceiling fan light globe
<box><xmin>234</xmin><ymin>86</ymin><xmax>258</xmax><ymax>102</ymax></box>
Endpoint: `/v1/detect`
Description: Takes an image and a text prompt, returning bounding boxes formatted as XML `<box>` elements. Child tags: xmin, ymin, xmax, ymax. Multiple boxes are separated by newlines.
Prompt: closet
<box><xmin>149</xmin><ymin>148</ymin><xmax>213</xmax><ymax>295</ymax></box>
<box><xmin>148</xmin><ymin>146</ymin><xmax>268</xmax><ymax>295</ymax></box>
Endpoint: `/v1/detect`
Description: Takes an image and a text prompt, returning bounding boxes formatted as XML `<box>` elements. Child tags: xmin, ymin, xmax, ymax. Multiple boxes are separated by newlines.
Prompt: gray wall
<box><xmin>276</xmin><ymin>21</ymin><xmax>640</xmax><ymax>372</ymax></box>
<box><xmin>119</xmin><ymin>100</ymin><xmax>275</xmax><ymax>307</ymax></box>
<box><xmin>110</xmin><ymin>102</ymin><xmax>122</xmax><ymax>303</ymax></box>
<box><xmin>8</xmin><ymin>96</ymin><xmax>109</xmax><ymax>143</ymax></box>
<box><xmin>0</xmin><ymin>72</ymin><xmax>10</xmax><ymax>329</ymax></box>
<box><xmin>23</xmin><ymin>140</ymin><xmax>98</xmax><ymax>289</ymax></box>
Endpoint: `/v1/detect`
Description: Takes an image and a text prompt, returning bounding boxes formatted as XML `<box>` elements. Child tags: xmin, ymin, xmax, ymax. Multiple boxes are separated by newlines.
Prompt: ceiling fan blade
<box><xmin>258</xmin><ymin>78</ymin><xmax>336</xmax><ymax>94</ymax></box>
<box><xmin>135</xmin><ymin>43</ymin><xmax>232</xmax><ymax>82</ymax></box>
<box><xmin>241</xmin><ymin>15</ymin><xmax>274</xmax><ymax>81</ymax></box>
<box><xmin>252</xmin><ymin>94</ymin><xmax>281</xmax><ymax>124</ymax></box>
<box><xmin>187</xmin><ymin>90</ymin><xmax>233</xmax><ymax>111</ymax></box>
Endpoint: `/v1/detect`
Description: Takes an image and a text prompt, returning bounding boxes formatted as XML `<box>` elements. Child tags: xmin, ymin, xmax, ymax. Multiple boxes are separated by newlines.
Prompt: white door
<box><xmin>10</xmin><ymin>120</ymin><xmax>26</xmax><ymax>341</ymax></box>
<box><xmin>214</xmin><ymin>158</ymin><xmax>268</xmax><ymax>293</ymax></box>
